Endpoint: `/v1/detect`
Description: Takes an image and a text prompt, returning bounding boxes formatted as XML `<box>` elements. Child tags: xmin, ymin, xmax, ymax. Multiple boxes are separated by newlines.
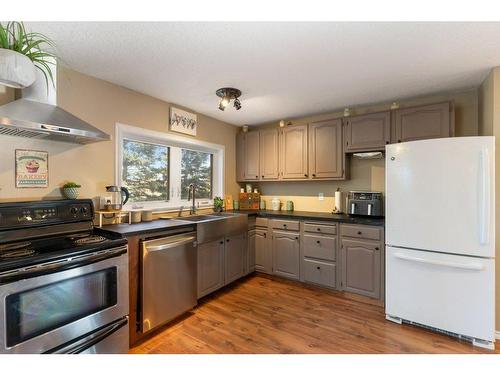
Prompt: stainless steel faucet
<box><xmin>188</xmin><ymin>183</ymin><xmax>197</xmax><ymax>215</ymax></box>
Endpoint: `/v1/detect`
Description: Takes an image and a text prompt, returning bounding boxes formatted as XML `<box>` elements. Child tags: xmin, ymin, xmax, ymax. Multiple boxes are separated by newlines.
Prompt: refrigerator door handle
<box><xmin>393</xmin><ymin>253</ymin><xmax>485</xmax><ymax>271</ymax></box>
<box><xmin>478</xmin><ymin>148</ymin><xmax>491</xmax><ymax>246</ymax></box>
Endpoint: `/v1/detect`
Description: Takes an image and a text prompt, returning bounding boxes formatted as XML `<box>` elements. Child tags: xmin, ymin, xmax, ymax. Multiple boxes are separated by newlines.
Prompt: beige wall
<box><xmin>0</xmin><ymin>67</ymin><xmax>240</xmax><ymax>203</ymax></box>
<box><xmin>255</xmin><ymin>89</ymin><xmax>478</xmax><ymax>212</ymax></box>
<box><xmin>478</xmin><ymin>67</ymin><xmax>500</xmax><ymax>333</ymax></box>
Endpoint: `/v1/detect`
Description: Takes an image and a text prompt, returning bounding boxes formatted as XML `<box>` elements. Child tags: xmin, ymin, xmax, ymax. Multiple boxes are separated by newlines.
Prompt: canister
<box><xmin>286</xmin><ymin>201</ymin><xmax>294</xmax><ymax>211</ymax></box>
<box><xmin>271</xmin><ymin>197</ymin><xmax>281</xmax><ymax>211</ymax></box>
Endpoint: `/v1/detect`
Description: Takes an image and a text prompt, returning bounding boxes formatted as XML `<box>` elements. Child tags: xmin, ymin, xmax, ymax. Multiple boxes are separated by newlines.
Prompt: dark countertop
<box><xmin>230</xmin><ymin>209</ymin><xmax>385</xmax><ymax>226</ymax></box>
<box><xmin>98</xmin><ymin>209</ymin><xmax>384</xmax><ymax>237</ymax></box>
<box><xmin>97</xmin><ymin>219</ymin><xmax>195</xmax><ymax>237</ymax></box>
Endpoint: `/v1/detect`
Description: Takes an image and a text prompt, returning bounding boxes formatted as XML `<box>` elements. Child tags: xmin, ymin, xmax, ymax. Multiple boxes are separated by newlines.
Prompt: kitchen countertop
<box><xmin>97</xmin><ymin>219</ymin><xmax>195</xmax><ymax>236</ymax></box>
<box><xmin>98</xmin><ymin>210</ymin><xmax>384</xmax><ymax>237</ymax></box>
<box><xmin>230</xmin><ymin>209</ymin><xmax>385</xmax><ymax>226</ymax></box>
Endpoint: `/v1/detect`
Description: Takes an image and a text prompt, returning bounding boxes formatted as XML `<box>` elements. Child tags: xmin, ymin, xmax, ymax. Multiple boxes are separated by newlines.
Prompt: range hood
<box><xmin>0</xmin><ymin>62</ymin><xmax>110</xmax><ymax>144</ymax></box>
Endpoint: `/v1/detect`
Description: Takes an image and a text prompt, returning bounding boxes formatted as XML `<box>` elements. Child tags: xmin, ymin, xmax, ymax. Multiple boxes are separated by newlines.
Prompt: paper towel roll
<box><xmin>334</xmin><ymin>191</ymin><xmax>342</xmax><ymax>213</ymax></box>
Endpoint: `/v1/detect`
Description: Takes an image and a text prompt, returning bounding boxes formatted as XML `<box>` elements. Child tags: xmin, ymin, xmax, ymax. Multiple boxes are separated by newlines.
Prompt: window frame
<box><xmin>115</xmin><ymin>123</ymin><xmax>224</xmax><ymax>212</ymax></box>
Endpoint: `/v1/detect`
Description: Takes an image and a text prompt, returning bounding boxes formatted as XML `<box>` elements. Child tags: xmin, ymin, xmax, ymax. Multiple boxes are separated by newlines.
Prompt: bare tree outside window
<box><xmin>122</xmin><ymin>139</ymin><xmax>169</xmax><ymax>202</ymax></box>
<box><xmin>181</xmin><ymin>149</ymin><xmax>213</xmax><ymax>199</ymax></box>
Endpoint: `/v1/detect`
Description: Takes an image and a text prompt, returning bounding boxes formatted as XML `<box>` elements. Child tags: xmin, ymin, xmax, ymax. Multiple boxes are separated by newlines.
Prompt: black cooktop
<box><xmin>0</xmin><ymin>230</ymin><xmax>127</xmax><ymax>274</ymax></box>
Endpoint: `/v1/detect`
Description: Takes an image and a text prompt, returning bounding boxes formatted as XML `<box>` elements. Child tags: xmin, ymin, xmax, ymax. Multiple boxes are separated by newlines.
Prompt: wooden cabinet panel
<box><xmin>303</xmin><ymin>258</ymin><xmax>336</xmax><ymax>288</ymax></box>
<box><xmin>270</xmin><ymin>219</ymin><xmax>300</xmax><ymax>231</ymax></box>
<box><xmin>341</xmin><ymin>238</ymin><xmax>381</xmax><ymax>299</ymax></box>
<box><xmin>225</xmin><ymin>233</ymin><xmax>246</xmax><ymax>284</ymax></box>
<box><xmin>304</xmin><ymin>222</ymin><xmax>337</xmax><ymax>235</ymax></box>
<box><xmin>272</xmin><ymin>230</ymin><xmax>300</xmax><ymax>280</ymax></box>
<box><xmin>345</xmin><ymin>111</ymin><xmax>390</xmax><ymax>152</ymax></box>
<box><xmin>255</xmin><ymin>229</ymin><xmax>272</xmax><ymax>274</ymax></box>
<box><xmin>280</xmin><ymin>125</ymin><xmax>308</xmax><ymax>179</ymax></box>
<box><xmin>393</xmin><ymin>102</ymin><xmax>452</xmax><ymax>143</ymax></box>
<box><xmin>340</xmin><ymin>224</ymin><xmax>382</xmax><ymax>241</ymax></box>
<box><xmin>309</xmin><ymin>119</ymin><xmax>344</xmax><ymax>179</ymax></box>
<box><xmin>236</xmin><ymin>132</ymin><xmax>246</xmax><ymax>182</ymax></box>
<box><xmin>260</xmin><ymin>129</ymin><xmax>279</xmax><ymax>180</ymax></box>
<box><xmin>244</xmin><ymin>131</ymin><xmax>260</xmax><ymax>180</ymax></box>
<box><xmin>198</xmin><ymin>238</ymin><xmax>225</xmax><ymax>298</ymax></box>
<box><xmin>303</xmin><ymin>234</ymin><xmax>336</xmax><ymax>261</ymax></box>
<box><xmin>248</xmin><ymin>229</ymin><xmax>256</xmax><ymax>273</ymax></box>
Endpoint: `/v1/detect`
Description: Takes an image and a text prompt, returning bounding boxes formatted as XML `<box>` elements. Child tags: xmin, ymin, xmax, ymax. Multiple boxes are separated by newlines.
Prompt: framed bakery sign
<box><xmin>15</xmin><ymin>149</ymin><xmax>48</xmax><ymax>188</ymax></box>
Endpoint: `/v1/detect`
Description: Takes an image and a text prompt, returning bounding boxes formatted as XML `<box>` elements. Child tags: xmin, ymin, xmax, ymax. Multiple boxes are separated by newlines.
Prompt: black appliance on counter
<box><xmin>346</xmin><ymin>191</ymin><xmax>383</xmax><ymax>217</ymax></box>
<box><xmin>0</xmin><ymin>199</ymin><xmax>129</xmax><ymax>354</ymax></box>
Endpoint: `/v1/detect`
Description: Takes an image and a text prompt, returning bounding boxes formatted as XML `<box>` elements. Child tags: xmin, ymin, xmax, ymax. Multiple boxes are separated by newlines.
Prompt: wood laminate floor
<box><xmin>130</xmin><ymin>274</ymin><xmax>499</xmax><ymax>354</ymax></box>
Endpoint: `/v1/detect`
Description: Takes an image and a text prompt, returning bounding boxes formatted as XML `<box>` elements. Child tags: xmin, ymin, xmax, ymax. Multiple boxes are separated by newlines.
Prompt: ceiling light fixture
<box><xmin>216</xmin><ymin>87</ymin><xmax>242</xmax><ymax>111</ymax></box>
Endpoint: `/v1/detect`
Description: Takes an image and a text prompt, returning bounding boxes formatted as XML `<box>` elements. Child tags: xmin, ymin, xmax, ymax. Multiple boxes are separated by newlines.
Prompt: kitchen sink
<box><xmin>178</xmin><ymin>212</ymin><xmax>248</xmax><ymax>244</ymax></box>
<box><xmin>177</xmin><ymin>215</ymin><xmax>222</xmax><ymax>222</ymax></box>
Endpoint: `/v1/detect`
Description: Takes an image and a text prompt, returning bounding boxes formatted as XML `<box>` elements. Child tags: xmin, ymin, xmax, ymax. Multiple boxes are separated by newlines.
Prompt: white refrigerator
<box><xmin>385</xmin><ymin>136</ymin><xmax>495</xmax><ymax>349</ymax></box>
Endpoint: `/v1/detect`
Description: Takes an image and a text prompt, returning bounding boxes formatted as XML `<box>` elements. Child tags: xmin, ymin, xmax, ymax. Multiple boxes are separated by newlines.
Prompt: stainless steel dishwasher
<box><xmin>141</xmin><ymin>231</ymin><xmax>197</xmax><ymax>333</ymax></box>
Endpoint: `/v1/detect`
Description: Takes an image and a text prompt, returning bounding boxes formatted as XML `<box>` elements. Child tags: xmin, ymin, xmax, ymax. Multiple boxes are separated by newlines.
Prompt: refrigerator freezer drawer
<box><xmin>385</xmin><ymin>246</ymin><xmax>495</xmax><ymax>342</ymax></box>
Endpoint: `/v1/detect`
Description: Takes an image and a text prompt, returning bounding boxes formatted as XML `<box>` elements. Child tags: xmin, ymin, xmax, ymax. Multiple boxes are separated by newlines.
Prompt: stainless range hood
<box><xmin>0</xmin><ymin>62</ymin><xmax>110</xmax><ymax>144</ymax></box>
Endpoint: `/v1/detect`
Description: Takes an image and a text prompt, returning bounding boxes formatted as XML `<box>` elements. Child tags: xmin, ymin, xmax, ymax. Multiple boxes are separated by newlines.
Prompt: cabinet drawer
<box><xmin>303</xmin><ymin>234</ymin><xmax>336</xmax><ymax>261</ymax></box>
<box><xmin>270</xmin><ymin>219</ymin><xmax>299</xmax><ymax>231</ymax></box>
<box><xmin>256</xmin><ymin>217</ymin><xmax>268</xmax><ymax>228</ymax></box>
<box><xmin>341</xmin><ymin>224</ymin><xmax>382</xmax><ymax>241</ymax></box>
<box><xmin>303</xmin><ymin>259</ymin><xmax>336</xmax><ymax>288</ymax></box>
<box><xmin>304</xmin><ymin>222</ymin><xmax>336</xmax><ymax>235</ymax></box>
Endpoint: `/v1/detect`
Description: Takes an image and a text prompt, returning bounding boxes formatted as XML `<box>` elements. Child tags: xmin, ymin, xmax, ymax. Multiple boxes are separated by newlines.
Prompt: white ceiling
<box><xmin>26</xmin><ymin>22</ymin><xmax>500</xmax><ymax>126</ymax></box>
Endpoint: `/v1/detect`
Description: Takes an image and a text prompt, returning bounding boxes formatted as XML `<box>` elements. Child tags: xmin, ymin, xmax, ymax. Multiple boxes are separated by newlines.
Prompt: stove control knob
<box><xmin>80</xmin><ymin>206</ymin><xmax>89</xmax><ymax>215</ymax></box>
<box><xmin>70</xmin><ymin>207</ymin><xmax>79</xmax><ymax>215</ymax></box>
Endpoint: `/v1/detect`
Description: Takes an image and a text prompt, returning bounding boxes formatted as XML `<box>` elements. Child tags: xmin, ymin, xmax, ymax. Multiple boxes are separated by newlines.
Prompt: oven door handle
<box><xmin>0</xmin><ymin>246</ymin><xmax>127</xmax><ymax>283</ymax></box>
<box><xmin>46</xmin><ymin>317</ymin><xmax>128</xmax><ymax>354</ymax></box>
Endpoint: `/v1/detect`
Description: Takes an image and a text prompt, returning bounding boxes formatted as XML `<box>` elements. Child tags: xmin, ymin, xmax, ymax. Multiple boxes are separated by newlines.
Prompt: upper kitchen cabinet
<box><xmin>392</xmin><ymin>102</ymin><xmax>454</xmax><ymax>143</ymax></box>
<box><xmin>344</xmin><ymin>111</ymin><xmax>391</xmax><ymax>152</ymax></box>
<box><xmin>309</xmin><ymin>119</ymin><xmax>345</xmax><ymax>179</ymax></box>
<box><xmin>243</xmin><ymin>131</ymin><xmax>260</xmax><ymax>181</ymax></box>
<box><xmin>236</xmin><ymin>133</ymin><xmax>246</xmax><ymax>182</ymax></box>
<box><xmin>259</xmin><ymin>129</ymin><xmax>280</xmax><ymax>180</ymax></box>
<box><xmin>280</xmin><ymin>124</ymin><xmax>309</xmax><ymax>179</ymax></box>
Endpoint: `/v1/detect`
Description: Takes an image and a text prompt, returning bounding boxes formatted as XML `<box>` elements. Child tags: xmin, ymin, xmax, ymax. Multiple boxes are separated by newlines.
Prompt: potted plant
<box><xmin>213</xmin><ymin>196</ymin><xmax>224</xmax><ymax>213</ymax></box>
<box><xmin>0</xmin><ymin>21</ymin><xmax>56</xmax><ymax>89</ymax></box>
<box><xmin>62</xmin><ymin>182</ymin><xmax>81</xmax><ymax>199</ymax></box>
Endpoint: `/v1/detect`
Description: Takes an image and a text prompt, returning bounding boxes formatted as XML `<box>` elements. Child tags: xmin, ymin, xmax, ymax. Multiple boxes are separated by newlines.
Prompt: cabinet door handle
<box><xmin>295</xmin><ymin>236</ymin><xmax>299</xmax><ymax>240</ymax></box>
<box><xmin>255</xmin><ymin>175</ymin><xmax>258</xmax><ymax>178</ymax></box>
<box><xmin>219</xmin><ymin>241</ymin><xmax>224</xmax><ymax>245</ymax></box>
<box><xmin>312</xmin><ymin>174</ymin><xmax>316</xmax><ymax>177</ymax></box>
<box><xmin>317</xmin><ymin>228</ymin><xmax>321</xmax><ymax>231</ymax></box>
<box><xmin>357</xmin><ymin>231</ymin><xmax>362</xmax><ymax>235</ymax></box>
<box><xmin>316</xmin><ymin>240</ymin><xmax>321</xmax><ymax>244</ymax></box>
<box><xmin>226</xmin><ymin>239</ymin><xmax>230</xmax><ymax>242</ymax></box>
<box><xmin>304</xmin><ymin>174</ymin><xmax>308</xmax><ymax>177</ymax></box>
<box><xmin>375</xmin><ymin>247</ymin><xmax>379</xmax><ymax>250</ymax></box>
<box><xmin>264</xmin><ymin>233</ymin><xmax>266</xmax><ymax>238</ymax></box>
<box><xmin>316</xmin><ymin>266</ymin><xmax>321</xmax><ymax>270</ymax></box>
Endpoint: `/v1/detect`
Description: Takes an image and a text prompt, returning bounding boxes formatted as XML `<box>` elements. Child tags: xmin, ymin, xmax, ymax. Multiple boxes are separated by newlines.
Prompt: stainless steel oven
<box><xmin>0</xmin><ymin>245</ymin><xmax>129</xmax><ymax>354</ymax></box>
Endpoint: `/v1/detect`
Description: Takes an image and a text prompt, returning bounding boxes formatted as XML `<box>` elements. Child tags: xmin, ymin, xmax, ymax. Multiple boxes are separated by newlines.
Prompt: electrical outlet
<box><xmin>318</xmin><ymin>193</ymin><xmax>324</xmax><ymax>201</ymax></box>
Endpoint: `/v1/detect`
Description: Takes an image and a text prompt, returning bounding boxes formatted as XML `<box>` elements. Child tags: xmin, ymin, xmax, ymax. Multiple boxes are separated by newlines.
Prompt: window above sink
<box><xmin>115</xmin><ymin>123</ymin><xmax>224</xmax><ymax>211</ymax></box>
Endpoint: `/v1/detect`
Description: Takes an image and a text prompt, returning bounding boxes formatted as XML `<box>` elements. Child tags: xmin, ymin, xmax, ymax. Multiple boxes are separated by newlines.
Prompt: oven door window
<box><xmin>5</xmin><ymin>268</ymin><xmax>117</xmax><ymax>348</ymax></box>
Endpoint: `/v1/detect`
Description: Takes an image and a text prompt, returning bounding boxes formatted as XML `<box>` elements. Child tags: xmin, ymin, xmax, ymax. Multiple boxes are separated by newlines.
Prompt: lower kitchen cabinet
<box><xmin>340</xmin><ymin>238</ymin><xmax>382</xmax><ymax>299</ymax></box>
<box><xmin>248</xmin><ymin>229</ymin><xmax>256</xmax><ymax>273</ymax></box>
<box><xmin>272</xmin><ymin>230</ymin><xmax>300</xmax><ymax>280</ymax></box>
<box><xmin>197</xmin><ymin>238</ymin><xmax>225</xmax><ymax>298</ymax></box>
<box><xmin>302</xmin><ymin>258</ymin><xmax>336</xmax><ymax>288</ymax></box>
<box><xmin>255</xmin><ymin>228</ymin><xmax>272</xmax><ymax>273</ymax></box>
<box><xmin>225</xmin><ymin>233</ymin><xmax>247</xmax><ymax>284</ymax></box>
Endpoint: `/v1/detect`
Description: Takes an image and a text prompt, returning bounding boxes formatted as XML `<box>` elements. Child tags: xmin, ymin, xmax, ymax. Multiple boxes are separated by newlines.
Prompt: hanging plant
<box><xmin>0</xmin><ymin>21</ymin><xmax>57</xmax><ymax>89</ymax></box>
